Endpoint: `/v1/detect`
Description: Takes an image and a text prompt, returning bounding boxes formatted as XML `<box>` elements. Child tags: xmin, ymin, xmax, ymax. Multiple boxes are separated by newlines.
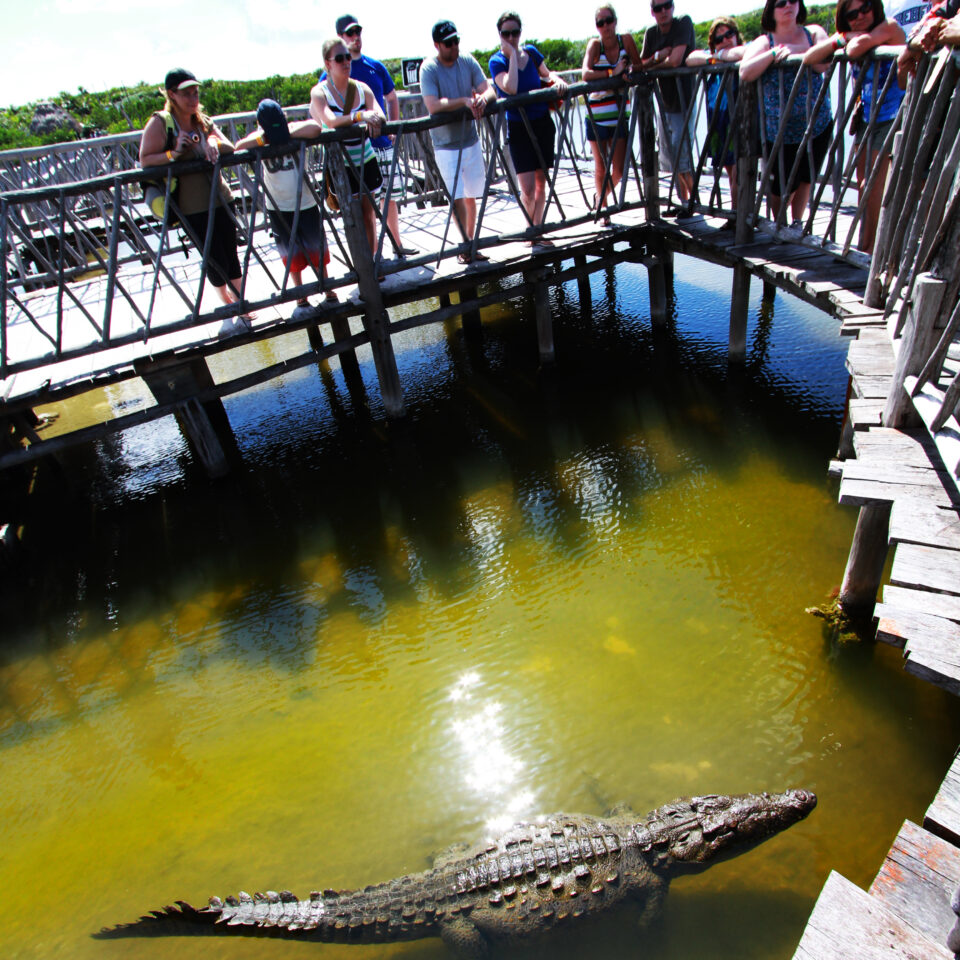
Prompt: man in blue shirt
<box><xmin>332</xmin><ymin>14</ymin><xmax>416</xmax><ymax>255</ymax></box>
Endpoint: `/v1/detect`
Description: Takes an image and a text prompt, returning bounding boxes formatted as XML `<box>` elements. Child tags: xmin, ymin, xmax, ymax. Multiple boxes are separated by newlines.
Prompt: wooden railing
<box><xmin>1</xmin><ymin>51</ymin><xmax>958</xmax><ymax>444</ymax></box>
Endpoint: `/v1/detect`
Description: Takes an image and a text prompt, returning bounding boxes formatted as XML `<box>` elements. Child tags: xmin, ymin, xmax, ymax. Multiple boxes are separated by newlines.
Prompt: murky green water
<box><xmin>3</xmin><ymin>256</ymin><xmax>959</xmax><ymax>960</ymax></box>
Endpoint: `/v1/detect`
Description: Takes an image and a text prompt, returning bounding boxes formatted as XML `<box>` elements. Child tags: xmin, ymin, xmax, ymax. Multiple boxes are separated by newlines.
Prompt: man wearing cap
<box><xmin>640</xmin><ymin>0</ymin><xmax>696</xmax><ymax>203</ymax></box>
<box><xmin>419</xmin><ymin>20</ymin><xmax>490</xmax><ymax>261</ymax></box>
<box><xmin>323</xmin><ymin>14</ymin><xmax>415</xmax><ymax>256</ymax></box>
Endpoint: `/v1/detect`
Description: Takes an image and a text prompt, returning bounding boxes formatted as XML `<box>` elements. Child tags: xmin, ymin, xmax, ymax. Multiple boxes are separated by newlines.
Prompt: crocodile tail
<box><xmin>93</xmin><ymin>900</ymin><xmax>226</xmax><ymax>938</ymax></box>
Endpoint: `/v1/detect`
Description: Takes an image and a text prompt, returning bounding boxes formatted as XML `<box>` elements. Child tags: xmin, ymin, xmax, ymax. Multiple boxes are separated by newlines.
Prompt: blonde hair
<box><xmin>595</xmin><ymin>4</ymin><xmax>617</xmax><ymax>19</ymax></box>
<box><xmin>162</xmin><ymin>90</ymin><xmax>213</xmax><ymax>133</ymax></box>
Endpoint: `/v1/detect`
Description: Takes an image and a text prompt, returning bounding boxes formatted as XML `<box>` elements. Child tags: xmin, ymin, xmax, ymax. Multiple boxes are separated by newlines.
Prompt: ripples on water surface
<box><xmin>3</xmin><ymin>255</ymin><xmax>959</xmax><ymax>960</ymax></box>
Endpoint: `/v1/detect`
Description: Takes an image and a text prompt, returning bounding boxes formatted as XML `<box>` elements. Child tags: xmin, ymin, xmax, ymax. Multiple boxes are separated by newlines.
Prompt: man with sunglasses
<box><xmin>640</xmin><ymin>0</ymin><xmax>696</xmax><ymax>203</ymax></box>
<box><xmin>419</xmin><ymin>20</ymin><xmax>491</xmax><ymax>261</ymax></box>
<box><xmin>321</xmin><ymin>14</ymin><xmax>416</xmax><ymax>255</ymax></box>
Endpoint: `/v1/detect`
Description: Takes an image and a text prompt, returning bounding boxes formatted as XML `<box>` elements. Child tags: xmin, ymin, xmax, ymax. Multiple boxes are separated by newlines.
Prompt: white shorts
<box><xmin>434</xmin><ymin>141</ymin><xmax>486</xmax><ymax>201</ymax></box>
<box><xmin>374</xmin><ymin>143</ymin><xmax>404</xmax><ymax>201</ymax></box>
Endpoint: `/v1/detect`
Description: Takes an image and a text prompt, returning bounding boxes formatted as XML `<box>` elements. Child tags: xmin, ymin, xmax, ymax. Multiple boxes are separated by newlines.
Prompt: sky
<box><xmin>3</xmin><ymin>0</ymin><xmax>759</xmax><ymax>107</ymax></box>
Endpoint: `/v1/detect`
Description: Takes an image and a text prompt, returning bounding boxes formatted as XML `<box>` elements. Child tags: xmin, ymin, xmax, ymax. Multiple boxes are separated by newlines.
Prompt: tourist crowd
<box><xmin>139</xmin><ymin>1</ymin><xmax>960</xmax><ymax>309</ymax></box>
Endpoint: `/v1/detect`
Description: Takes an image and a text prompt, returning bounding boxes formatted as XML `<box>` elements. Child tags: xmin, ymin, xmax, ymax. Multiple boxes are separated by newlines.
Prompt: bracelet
<box><xmin>165</xmin><ymin>149</ymin><xmax>174</xmax><ymax>161</ymax></box>
<box><xmin>835</xmin><ymin>34</ymin><xmax>846</xmax><ymax>49</ymax></box>
<box><xmin>353</xmin><ymin>109</ymin><xmax>364</xmax><ymax>122</ymax></box>
<box><xmin>256</xmin><ymin>134</ymin><xmax>265</xmax><ymax>146</ymax></box>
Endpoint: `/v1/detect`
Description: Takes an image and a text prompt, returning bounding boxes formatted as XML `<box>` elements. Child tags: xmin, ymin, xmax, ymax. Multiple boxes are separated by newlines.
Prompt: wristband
<box><xmin>835</xmin><ymin>34</ymin><xmax>845</xmax><ymax>49</ymax></box>
<box><xmin>165</xmin><ymin>149</ymin><xmax>174</xmax><ymax>161</ymax></box>
<box><xmin>256</xmin><ymin>134</ymin><xmax>265</xmax><ymax>146</ymax></box>
<box><xmin>353</xmin><ymin>109</ymin><xmax>364</xmax><ymax>122</ymax></box>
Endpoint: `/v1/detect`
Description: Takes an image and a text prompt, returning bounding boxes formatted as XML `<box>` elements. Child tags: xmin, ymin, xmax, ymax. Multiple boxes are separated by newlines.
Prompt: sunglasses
<box><xmin>596</xmin><ymin>15</ymin><xmax>616</xmax><ymax>27</ymax></box>
<box><xmin>344</xmin><ymin>26</ymin><xmax>362</xmax><ymax>37</ymax></box>
<box><xmin>713</xmin><ymin>28</ymin><xmax>738</xmax><ymax>43</ymax></box>
<box><xmin>329</xmin><ymin>52</ymin><xmax>351</xmax><ymax>64</ymax></box>
<box><xmin>441</xmin><ymin>36</ymin><xmax>460</xmax><ymax>47</ymax></box>
<box><xmin>774</xmin><ymin>0</ymin><xmax>798</xmax><ymax>7</ymax></box>
<box><xmin>844</xmin><ymin>0</ymin><xmax>872</xmax><ymax>17</ymax></box>
<box><xmin>500</xmin><ymin>28</ymin><xmax>521</xmax><ymax>37</ymax></box>
<box><xmin>651</xmin><ymin>1</ymin><xmax>673</xmax><ymax>11</ymax></box>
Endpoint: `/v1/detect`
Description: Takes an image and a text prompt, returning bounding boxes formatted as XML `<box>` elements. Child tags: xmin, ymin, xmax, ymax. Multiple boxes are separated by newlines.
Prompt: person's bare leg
<box><xmin>790</xmin><ymin>183</ymin><xmax>811</xmax><ymax>223</ymax></box>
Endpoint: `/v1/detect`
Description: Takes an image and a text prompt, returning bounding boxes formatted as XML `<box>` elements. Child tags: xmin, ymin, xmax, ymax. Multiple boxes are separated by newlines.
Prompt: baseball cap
<box><xmin>164</xmin><ymin>68</ymin><xmax>200</xmax><ymax>91</ymax></box>
<box><xmin>256</xmin><ymin>99</ymin><xmax>290</xmax><ymax>145</ymax></box>
<box><xmin>336</xmin><ymin>14</ymin><xmax>361</xmax><ymax>34</ymax></box>
<box><xmin>432</xmin><ymin>19</ymin><xmax>459</xmax><ymax>43</ymax></box>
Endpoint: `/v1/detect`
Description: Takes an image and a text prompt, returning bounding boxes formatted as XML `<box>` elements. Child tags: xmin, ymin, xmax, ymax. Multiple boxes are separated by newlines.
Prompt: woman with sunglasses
<box><xmin>310</xmin><ymin>39</ymin><xmax>387</xmax><ymax>256</ymax></box>
<box><xmin>489</xmin><ymin>10</ymin><xmax>569</xmax><ymax>241</ymax></box>
<box><xmin>581</xmin><ymin>6</ymin><xmax>641</xmax><ymax>226</ymax></box>
<box><xmin>140</xmin><ymin>69</ymin><xmax>247</xmax><ymax>315</ymax></box>
<box><xmin>803</xmin><ymin>0</ymin><xmax>904</xmax><ymax>252</ymax></box>
<box><xmin>740</xmin><ymin>0</ymin><xmax>833</xmax><ymax>227</ymax></box>
<box><xmin>687</xmin><ymin>18</ymin><xmax>745</xmax><ymax>212</ymax></box>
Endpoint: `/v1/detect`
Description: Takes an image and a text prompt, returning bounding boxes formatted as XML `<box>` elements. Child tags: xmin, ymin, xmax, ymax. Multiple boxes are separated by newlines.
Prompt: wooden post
<box><xmin>735</xmin><ymin>80</ymin><xmax>759</xmax><ymax>245</ymax></box>
<box><xmin>729</xmin><ymin>81</ymin><xmax>760</xmax><ymax>362</ymax></box>
<box><xmin>644</xmin><ymin>254</ymin><xmax>668</xmax><ymax>326</ymax></box>
<box><xmin>326</xmin><ymin>145</ymin><xmax>405</xmax><ymax>418</ymax></box>
<box><xmin>460</xmin><ymin>284</ymin><xmax>482</xmax><ymax>336</ymax></box>
<box><xmin>637</xmin><ymin>81</ymin><xmax>659</xmax><ymax>221</ymax></box>
<box><xmin>729</xmin><ymin>264</ymin><xmax>751</xmax><ymax>361</ymax></box>
<box><xmin>864</xmin><ymin>129</ymin><xmax>902</xmax><ymax>309</ymax></box>
<box><xmin>574</xmin><ymin>254</ymin><xmax>592</xmax><ymax>313</ymax></box>
<box><xmin>838</xmin><ymin>502</ymin><xmax>891</xmax><ymax>613</ymax></box>
<box><xmin>526</xmin><ymin>268</ymin><xmax>555</xmax><ymax>364</ymax></box>
<box><xmin>762</xmin><ymin>280</ymin><xmax>776</xmax><ymax>302</ymax></box>
<box><xmin>136</xmin><ymin>355</ymin><xmax>237</xmax><ymax>478</ymax></box>
<box><xmin>883</xmin><ymin>273</ymin><xmax>947</xmax><ymax>427</ymax></box>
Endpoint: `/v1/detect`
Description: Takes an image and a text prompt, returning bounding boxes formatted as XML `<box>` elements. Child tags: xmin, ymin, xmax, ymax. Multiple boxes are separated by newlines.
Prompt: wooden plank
<box><xmin>882</xmin><ymin>584</ymin><xmax>960</xmax><ymax>622</ymax></box>
<box><xmin>889</xmin><ymin>500</ymin><xmax>960</xmax><ymax>549</ymax></box>
<box><xmin>839</xmin><ymin>477</ymin><xmax>954</xmax><ymax>508</ymax></box>
<box><xmin>848</xmin><ymin>399</ymin><xmax>884</xmax><ymax>429</ymax></box>
<box><xmin>851</xmin><ymin>375</ymin><xmax>894</xmax><ymax>399</ymax></box>
<box><xmin>841</xmin><ymin>460</ymin><xmax>950</xmax><ymax>492</ymax></box>
<box><xmin>891</xmin><ymin>543</ymin><xmax>960</xmax><ymax>595</ymax></box>
<box><xmin>869</xmin><ymin>819</ymin><xmax>960</xmax><ymax>947</ymax></box>
<box><xmin>926</xmin><ymin>753</ymin><xmax>960</xmax><ymax>848</ymax></box>
<box><xmin>792</xmin><ymin>870</ymin><xmax>951</xmax><ymax>960</ymax></box>
<box><xmin>875</xmin><ymin>603</ymin><xmax>960</xmax><ymax>650</ymax></box>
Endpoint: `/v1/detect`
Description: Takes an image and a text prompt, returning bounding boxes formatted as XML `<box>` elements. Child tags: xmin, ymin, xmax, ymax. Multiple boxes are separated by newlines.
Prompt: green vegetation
<box><xmin>0</xmin><ymin>4</ymin><xmax>837</xmax><ymax>152</ymax></box>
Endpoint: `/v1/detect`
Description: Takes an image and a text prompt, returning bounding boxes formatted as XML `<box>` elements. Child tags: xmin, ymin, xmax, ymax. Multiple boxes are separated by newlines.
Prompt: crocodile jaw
<box><xmin>650</xmin><ymin>789</ymin><xmax>817</xmax><ymax>874</ymax></box>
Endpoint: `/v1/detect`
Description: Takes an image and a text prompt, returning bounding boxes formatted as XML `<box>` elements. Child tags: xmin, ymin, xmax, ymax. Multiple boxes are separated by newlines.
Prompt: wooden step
<box><xmin>874</xmin><ymin>605</ymin><xmax>960</xmax><ymax>693</ymax></box>
<box><xmin>792</xmin><ymin>870</ymin><xmax>951</xmax><ymax>959</ymax></box>
<box><xmin>869</xmin><ymin>819</ymin><xmax>960</xmax><ymax>949</ymax></box>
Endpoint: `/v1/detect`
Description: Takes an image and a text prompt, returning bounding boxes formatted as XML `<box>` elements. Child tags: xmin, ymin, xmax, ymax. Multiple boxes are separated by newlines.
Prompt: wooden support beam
<box><xmin>136</xmin><ymin>355</ymin><xmax>237</xmax><ymax>479</ymax></box>
<box><xmin>884</xmin><ymin>273</ymin><xmax>947</xmax><ymax>427</ymax></box>
<box><xmin>838</xmin><ymin>501</ymin><xmax>891</xmax><ymax>613</ymax></box>
<box><xmin>525</xmin><ymin>268</ymin><xmax>554</xmax><ymax>364</ymax></box>
<box><xmin>574</xmin><ymin>253</ymin><xmax>591</xmax><ymax>313</ymax></box>
<box><xmin>729</xmin><ymin>263</ymin><xmax>751</xmax><ymax>361</ymax></box>
<box><xmin>460</xmin><ymin>284</ymin><xmax>482</xmax><ymax>337</ymax></box>
<box><xmin>325</xmin><ymin>145</ymin><xmax>405</xmax><ymax>418</ymax></box>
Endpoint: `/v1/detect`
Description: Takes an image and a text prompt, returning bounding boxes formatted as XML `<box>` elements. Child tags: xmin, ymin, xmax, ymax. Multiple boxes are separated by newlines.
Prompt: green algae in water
<box><xmin>1</xmin><ymin>256</ymin><xmax>959</xmax><ymax>960</ymax></box>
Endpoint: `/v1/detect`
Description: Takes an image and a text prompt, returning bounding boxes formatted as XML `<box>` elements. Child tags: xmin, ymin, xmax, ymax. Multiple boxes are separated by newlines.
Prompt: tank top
<box><xmin>760</xmin><ymin>28</ymin><xmax>832</xmax><ymax>144</ymax></box>
<box><xmin>588</xmin><ymin>36</ymin><xmax>631</xmax><ymax>126</ymax></box>
<box><xmin>319</xmin><ymin>79</ymin><xmax>376</xmax><ymax>170</ymax></box>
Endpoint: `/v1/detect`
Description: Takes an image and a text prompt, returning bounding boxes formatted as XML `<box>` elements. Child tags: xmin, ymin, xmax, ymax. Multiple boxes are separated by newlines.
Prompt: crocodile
<box><xmin>95</xmin><ymin>788</ymin><xmax>815</xmax><ymax>957</ymax></box>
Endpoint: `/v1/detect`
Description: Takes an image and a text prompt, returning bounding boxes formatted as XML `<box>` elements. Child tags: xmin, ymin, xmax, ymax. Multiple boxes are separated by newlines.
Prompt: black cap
<box><xmin>336</xmin><ymin>14</ymin><xmax>361</xmax><ymax>34</ymax></box>
<box><xmin>432</xmin><ymin>19</ymin><xmax>459</xmax><ymax>43</ymax></box>
<box><xmin>256</xmin><ymin>99</ymin><xmax>290</xmax><ymax>145</ymax></box>
<box><xmin>164</xmin><ymin>68</ymin><xmax>199</xmax><ymax>91</ymax></box>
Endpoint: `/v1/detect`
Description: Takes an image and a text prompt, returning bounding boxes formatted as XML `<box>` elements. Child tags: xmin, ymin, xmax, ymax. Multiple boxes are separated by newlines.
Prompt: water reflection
<box><xmin>2</xmin><ymin>256</ymin><xmax>959</xmax><ymax>960</ymax></box>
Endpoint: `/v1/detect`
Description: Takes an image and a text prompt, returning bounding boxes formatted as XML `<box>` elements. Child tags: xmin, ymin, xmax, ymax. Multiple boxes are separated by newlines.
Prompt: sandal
<box><xmin>457</xmin><ymin>253</ymin><xmax>472</xmax><ymax>265</ymax></box>
<box><xmin>324</xmin><ymin>290</ymin><xmax>339</xmax><ymax>302</ymax></box>
<box><xmin>472</xmin><ymin>251</ymin><xmax>490</xmax><ymax>262</ymax></box>
<box><xmin>296</xmin><ymin>298</ymin><xmax>310</xmax><ymax>307</ymax></box>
